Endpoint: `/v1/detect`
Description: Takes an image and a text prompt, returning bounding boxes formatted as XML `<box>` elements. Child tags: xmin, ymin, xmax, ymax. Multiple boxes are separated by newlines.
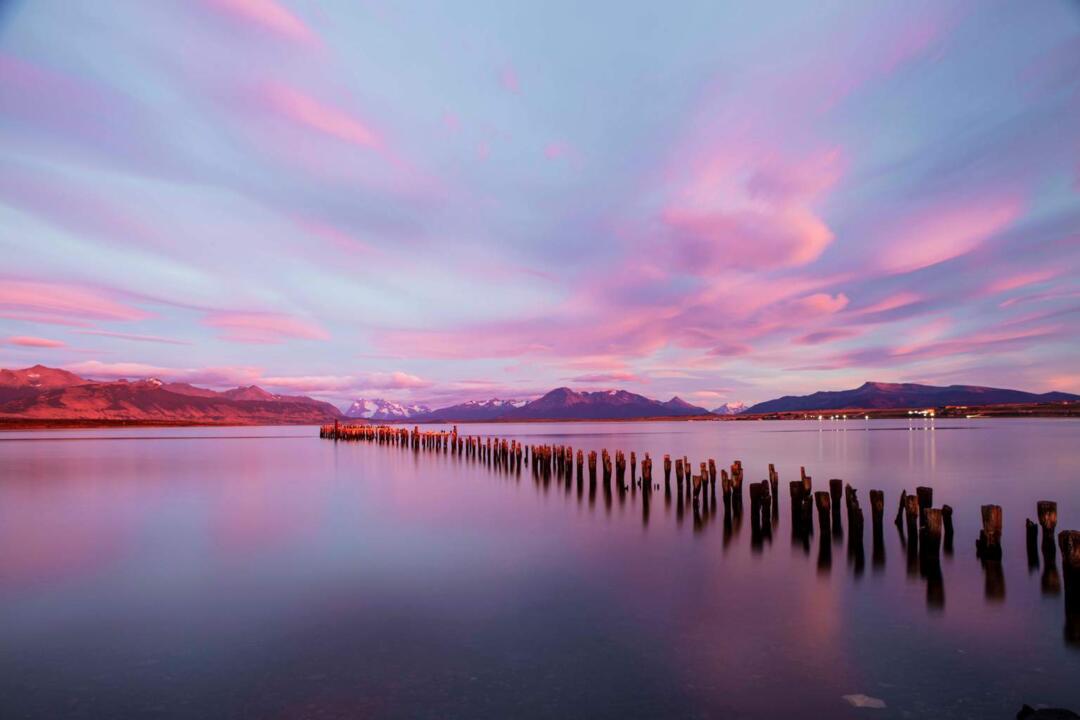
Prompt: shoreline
<box><xmin>2</xmin><ymin>403</ymin><xmax>1077</xmax><ymax>431</ymax></box>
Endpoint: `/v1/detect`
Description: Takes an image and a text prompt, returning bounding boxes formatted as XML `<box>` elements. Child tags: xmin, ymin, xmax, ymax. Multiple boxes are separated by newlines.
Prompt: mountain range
<box><xmin>743</xmin><ymin>381</ymin><xmax>1080</xmax><ymax>414</ymax></box>
<box><xmin>3</xmin><ymin>366</ymin><xmax>1076</xmax><ymax>425</ymax></box>
<box><xmin>345</xmin><ymin>398</ymin><xmax>432</xmax><ymax>420</ymax></box>
<box><xmin>0</xmin><ymin>365</ymin><xmax>341</xmax><ymax>425</ymax></box>
<box><xmin>412</xmin><ymin>398</ymin><xmax>527</xmax><ymax>422</ymax></box>
<box><xmin>492</xmin><ymin>388</ymin><xmax>709</xmax><ymax>420</ymax></box>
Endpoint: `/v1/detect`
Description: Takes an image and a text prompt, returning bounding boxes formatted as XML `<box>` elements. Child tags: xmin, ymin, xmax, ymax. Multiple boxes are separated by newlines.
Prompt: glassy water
<box><xmin>2</xmin><ymin>419</ymin><xmax>1079</xmax><ymax>719</ymax></box>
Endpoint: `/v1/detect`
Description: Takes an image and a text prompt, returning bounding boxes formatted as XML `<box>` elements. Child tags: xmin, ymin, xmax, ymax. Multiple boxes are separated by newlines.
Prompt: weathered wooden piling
<box><xmin>976</xmin><ymin>504</ymin><xmax>1003</xmax><ymax>561</ymax></box>
<box><xmin>1038</xmin><ymin>501</ymin><xmax>1058</xmax><ymax>548</ymax></box>
<box><xmin>916</xmin><ymin>486</ymin><xmax>933</xmax><ymax>527</ymax></box>
<box><xmin>904</xmin><ymin>493</ymin><xmax>920</xmax><ymax>541</ymax></box>
<box><xmin>815</xmin><ymin>491</ymin><xmax>831</xmax><ymax>534</ymax></box>
<box><xmin>1061</xmin><ymin>530</ymin><xmax>1080</xmax><ymax>645</ymax></box>
<box><xmin>664</xmin><ymin>454</ymin><xmax>671</xmax><ymax>484</ymax></box>
<box><xmin>869</xmin><ymin>490</ymin><xmax>884</xmax><ymax>530</ymax></box>
<box><xmin>869</xmin><ymin>490</ymin><xmax>885</xmax><ymax>568</ymax></box>
<box><xmin>922</xmin><ymin>508</ymin><xmax>943</xmax><ymax>556</ymax></box>
<box><xmin>1061</xmin><ymin>531</ymin><xmax>1080</xmax><ymax>584</ymax></box>
<box><xmin>895</xmin><ymin>490</ymin><xmax>907</xmax><ymax>529</ymax></box>
<box><xmin>1027</xmin><ymin>519</ymin><xmax>1040</xmax><ymax>569</ymax></box>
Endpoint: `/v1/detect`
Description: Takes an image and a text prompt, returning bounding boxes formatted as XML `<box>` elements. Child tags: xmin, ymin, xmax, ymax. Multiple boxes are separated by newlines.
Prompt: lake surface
<box><xmin>2</xmin><ymin>418</ymin><xmax>1079</xmax><ymax>719</ymax></box>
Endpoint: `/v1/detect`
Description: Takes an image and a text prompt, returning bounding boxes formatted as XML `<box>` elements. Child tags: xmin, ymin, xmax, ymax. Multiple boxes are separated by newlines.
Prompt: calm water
<box><xmin>2</xmin><ymin>418</ymin><xmax>1079</xmax><ymax>719</ymax></box>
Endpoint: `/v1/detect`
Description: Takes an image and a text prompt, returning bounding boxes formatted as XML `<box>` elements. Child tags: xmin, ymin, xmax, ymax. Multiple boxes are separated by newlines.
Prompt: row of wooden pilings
<box><xmin>320</xmin><ymin>421</ymin><xmax>1080</xmax><ymax>626</ymax></box>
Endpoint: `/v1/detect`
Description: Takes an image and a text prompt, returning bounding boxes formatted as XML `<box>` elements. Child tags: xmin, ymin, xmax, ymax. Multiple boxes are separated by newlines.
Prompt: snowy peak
<box><xmin>711</xmin><ymin>401</ymin><xmax>747</xmax><ymax>416</ymax></box>
<box><xmin>344</xmin><ymin>398</ymin><xmax>431</xmax><ymax>420</ymax></box>
<box><xmin>461</xmin><ymin>398</ymin><xmax>527</xmax><ymax>409</ymax></box>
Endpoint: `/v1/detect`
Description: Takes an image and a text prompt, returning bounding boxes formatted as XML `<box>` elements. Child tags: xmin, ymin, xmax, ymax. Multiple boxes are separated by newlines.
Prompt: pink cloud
<box><xmin>0</xmin><ymin>280</ymin><xmax>148</xmax><ymax>323</ymax></box>
<box><xmin>569</xmin><ymin>371</ymin><xmax>643</xmax><ymax>383</ymax></box>
<box><xmin>878</xmin><ymin>197</ymin><xmax>1023</xmax><ymax>274</ymax></box>
<box><xmin>983</xmin><ymin>268</ymin><xmax>1061</xmax><ymax>296</ymax></box>
<box><xmin>5</xmin><ymin>336</ymin><xmax>65</xmax><ymax>348</ymax></box>
<box><xmin>794</xmin><ymin>328</ymin><xmax>859</xmax><ymax>346</ymax></box>
<box><xmin>662</xmin><ymin>207</ymin><xmax>833</xmax><ymax>272</ymax></box>
<box><xmin>852</xmin><ymin>292</ymin><xmax>922</xmax><ymax>316</ymax></box>
<box><xmin>263</xmin><ymin>83</ymin><xmax>381</xmax><ymax>149</ymax></box>
<box><xmin>295</xmin><ymin>217</ymin><xmax>376</xmax><ymax>255</ymax></box>
<box><xmin>74</xmin><ymin>330</ymin><xmax>192</xmax><ymax>345</ymax></box>
<box><xmin>657</xmin><ymin>148</ymin><xmax>843</xmax><ymax>273</ymax></box>
<box><xmin>498</xmin><ymin>65</ymin><xmax>520</xmax><ymax>94</ymax></box>
<box><xmin>787</xmin><ymin>292</ymin><xmax>849</xmax><ymax>315</ymax></box>
<box><xmin>65</xmin><ymin>361</ymin><xmax>262</xmax><ymax>387</ymax></box>
<box><xmin>261</xmin><ymin>371</ymin><xmax>430</xmax><ymax>394</ymax></box>
<box><xmin>202</xmin><ymin>311</ymin><xmax>330</xmax><ymax>344</ymax></box>
<box><xmin>706</xmin><ymin>343</ymin><xmax>752</xmax><ymax>357</ymax></box>
<box><xmin>206</xmin><ymin>0</ymin><xmax>317</xmax><ymax>46</ymax></box>
<box><xmin>544</xmin><ymin>141</ymin><xmax>570</xmax><ymax>160</ymax></box>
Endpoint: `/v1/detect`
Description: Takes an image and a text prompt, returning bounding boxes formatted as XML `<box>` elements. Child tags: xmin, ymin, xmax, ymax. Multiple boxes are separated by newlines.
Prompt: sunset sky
<box><xmin>1</xmin><ymin>0</ymin><xmax>1079</xmax><ymax>408</ymax></box>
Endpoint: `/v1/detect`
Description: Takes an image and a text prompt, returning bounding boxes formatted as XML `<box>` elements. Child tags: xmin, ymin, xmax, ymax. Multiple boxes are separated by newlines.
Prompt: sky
<box><xmin>1</xmin><ymin>0</ymin><xmax>1079</xmax><ymax>410</ymax></box>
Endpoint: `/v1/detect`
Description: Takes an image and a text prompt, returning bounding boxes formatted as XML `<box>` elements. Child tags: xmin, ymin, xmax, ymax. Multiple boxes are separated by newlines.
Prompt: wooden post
<box><xmin>1027</xmin><ymin>519</ymin><xmax>1040</xmax><ymax>569</ymax></box>
<box><xmin>976</xmin><ymin>504</ymin><xmax>1003</xmax><ymax>561</ymax></box>
<box><xmin>815</xmin><ymin>491</ymin><xmax>831</xmax><ymax>535</ymax></box>
<box><xmin>904</xmin><ymin>494</ymin><xmax>920</xmax><ymax>541</ymax></box>
<box><xmin>895</xmin><ymin>489</ymin><xmax>907</xmax><ymax>529</ymax></box>
<box><xmin>869</xmin><ymin>490</ymin><xmax>884</xmax><ymax>530</ymax></box>
<box><xmin>922</xmin><ymin>508</ymin><xmax>943</xmax><ymax>556</ymax></box>
<box><xmin>916</xmin><ymin>486</ymin><xmax>933</xmax><ymax>527</ymax></box>
<box><xmin>1038</xmin><ymin>501</ymin><xmax>1058</xmax><ymax>547</ymax></box>
<box><xmin>1061</xmin><ymin>531</ymin><xmax>1080</xmax><ymax>583</ymax></box>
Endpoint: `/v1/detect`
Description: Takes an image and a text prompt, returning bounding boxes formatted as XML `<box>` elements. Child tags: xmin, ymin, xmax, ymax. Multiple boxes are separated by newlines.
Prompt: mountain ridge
<box><xmin>0</xmin><ymin>366</ymin><xmax>342</xmax><ymax>425</ymax></box>
<box><xmin>744</xmin><ymin>381</ymin><xmax>1080</xmax><ymax>414</ymax></box>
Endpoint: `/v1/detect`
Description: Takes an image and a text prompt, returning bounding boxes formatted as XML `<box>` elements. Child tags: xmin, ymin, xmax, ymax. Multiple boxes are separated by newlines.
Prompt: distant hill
<box><xmin>744</xmin><ymin>381</ymin><xmax>1080</xmax><ymax>414</ymax></box>
<box><xmin>711</xmin><ymin>402</ymin><xmax>747</xmax><ymax>416</ymax></box>
<box><xmin>413</xmin><ymin>398</ymin><xmax>526</xmax><ymax>422</ymax></box>
<box><xmin>345</xmin><ymin>398</ymin><xmax>432</xmax><ymax>420</ymax></box>
<box><xmin>0</xmin><ymin>365</ymin><xmax>342</xmax><ymax>425</ymax></box>
<box><xmin>500</xmin><ymin>388</ymin><xmax>710</xmax><ymax>420</ymax></box>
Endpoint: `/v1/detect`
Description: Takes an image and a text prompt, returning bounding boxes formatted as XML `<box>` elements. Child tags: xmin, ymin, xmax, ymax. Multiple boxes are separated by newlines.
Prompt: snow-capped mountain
<box><xmin>711</xmin><ymin>402</ymin><xmax>747</xmax><ymax>415</ymax></box>
<box><xmin>413</xmin><ymin>398</ymin><xmax>527</xmax><ymax>422</ymax></box>
<box><xmin>344</xmin><ymin>398</ymin><xmax>432</xmax><ymax>420</ymax></box>
<box><xmin>503</xmin><ymin>388</ymin><xmax>710</xmax><ymax>420</ymax></box>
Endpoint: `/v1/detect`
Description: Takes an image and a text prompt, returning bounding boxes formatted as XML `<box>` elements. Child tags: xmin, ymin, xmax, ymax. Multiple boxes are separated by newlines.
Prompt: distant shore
<box><xmin>2</xmin><ymin>401</ymin><xmax>1076</xmax><ymax>431</ymax></box>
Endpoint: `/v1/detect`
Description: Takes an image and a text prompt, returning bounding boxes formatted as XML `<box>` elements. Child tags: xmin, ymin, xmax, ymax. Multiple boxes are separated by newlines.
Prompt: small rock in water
<box><xmin>843</xmin><ymin>694</ymin><xmax>887</xmax><ymax>709</ymax></box>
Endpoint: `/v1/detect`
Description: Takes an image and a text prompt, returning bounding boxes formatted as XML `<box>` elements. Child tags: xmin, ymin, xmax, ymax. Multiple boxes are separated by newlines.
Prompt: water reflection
<box><xmin>4</xmin><ymin>421</ymin><xmax>1080</xmax><ymax>719</ymax></box>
